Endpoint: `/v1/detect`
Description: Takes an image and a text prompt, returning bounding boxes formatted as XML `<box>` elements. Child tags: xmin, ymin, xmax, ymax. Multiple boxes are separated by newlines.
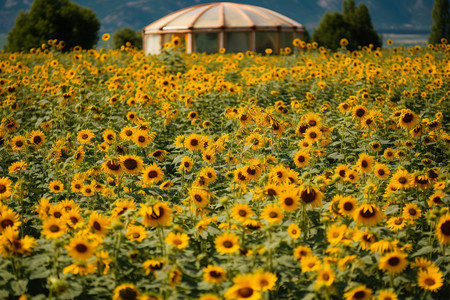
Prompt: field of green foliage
<box><xmin>0</xmin><ymin>39</ymin><xmax>449</xmax><ymax>300</ymax></box>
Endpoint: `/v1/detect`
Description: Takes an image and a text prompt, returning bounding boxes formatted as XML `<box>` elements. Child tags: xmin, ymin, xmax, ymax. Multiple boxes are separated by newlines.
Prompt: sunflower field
<box><xmin>0</xmin><ymin>38</ymin><xmax>449</xmax><ymax>300</ymax></box>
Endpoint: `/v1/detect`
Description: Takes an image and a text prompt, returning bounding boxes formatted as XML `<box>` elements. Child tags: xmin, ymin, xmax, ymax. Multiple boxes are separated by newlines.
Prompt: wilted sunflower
<box><xmin>142</xmin><ymin>259</ymin><xmax>165</xmax><ymax>275</ymax></box>
<box><xmin>89</xmin><ymin>211</ymin><xmax>110</xmax><ymax>237</ymax></box>
<box><xmin>379</xmin><ymin>251</ymin><xmax>408</xmax><ymax>274</ymax></box>
<box><xmin>353</xmin><ymin>203</ymin><xmax>382</xmax><ymax>226</ymax></box>
<box><xmin>299</xmin><ymin>185</ymin><xmax>323</xmax><ymax>207</ymax></box>
<box><xmin>102</xmin><ymin>158</ymin><xmax>123</xmax><ymax>176</ymax></box>
<box><xmin>344</xmin><ymin>285</ymin><xmax>373</xmax><ymax>300</ymax></box>
<box><xmin>112</xmin><ymin>283</ymin><xmax>140</xmax><ymax>300</ymax></box>
<box><xmin>203</xmin><ymin>265</ymin><xmax>226</xmax><ymax>284</ymax></box>
<box><xmin>215</xmin><ymin>232</ymin><xmax>240</xmax><ymax>255</ymax></box>
<box><xmin>428</xmin><ymin>191</ymin><xmax>445</xmax><ymax>207</ymax></box>
<box><xmin>119</xmin><ymin>155</ymin><xmax>143</xmax><ymax>175</ymax></box>
<box><xmin>65</xmin><ymin>236</ymin><xmax>95</xmax><ymax>261</ymax></box>
<box><xmin>140</xmin><ymin>202</ymin><xmax>172</xmax><ymax>227</ymax></box>
<box><xmin>398</xmin><ymin>109</ymin><xmax>419</xmax><ymax>129</ymax></box>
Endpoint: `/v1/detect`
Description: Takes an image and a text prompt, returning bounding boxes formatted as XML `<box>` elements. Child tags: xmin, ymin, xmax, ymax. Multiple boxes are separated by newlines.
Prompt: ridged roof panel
<box><xmin>144</xmin><ymin>2</ymin><xmax>304</xmax><ymax>32</ymax></box>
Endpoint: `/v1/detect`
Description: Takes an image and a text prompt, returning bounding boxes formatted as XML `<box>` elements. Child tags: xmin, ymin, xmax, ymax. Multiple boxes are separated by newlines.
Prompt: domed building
<box><xmin>142</xmin><ymin>2</ymin><xmax>306</xmax><ymax>55</ymax></box>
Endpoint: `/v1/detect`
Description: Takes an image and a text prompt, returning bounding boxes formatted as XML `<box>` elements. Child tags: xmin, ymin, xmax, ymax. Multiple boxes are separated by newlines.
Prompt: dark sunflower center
<box><xmin>360</xmin><ymin>208</ymin><xmax>376</xmax><ymax>218</ymax></box>
<box><xmin>354</xmin><ymin>291</ymin><xmax>366</xmax><ymax>299</ymax></box>
<box><xmin>309</xmin><ymin>132</ymin><xmax>317</xmax><ymax>139</ymax></box>
<box><xmin>33</xmin><ymin>136</ymin><xmax>42</xmax><ymax>144</ymax></box>
<box><xmin>49</xmin><ymin>225</ymin><xmax>60</xmax><ymax>233</ymax></box>
<box><xmin>408</xmin><ymin>209</ymin><xmax>417</xmax><ymax>216</ymax></box>
<box><xmin>190</xmin><ymin>139</ymin><xmax>198</xmax><ymax>146</ymax></box>
<box><xmin>148</xmin><ymin>170</ymin><xmax>158</xmax><ymax>178</ymax></box>
<box><xmin>298</xmin><ymin>156</ymin><xmax>305</xmax><ymax>162</ymax></box>
<box><xmin>0</xmin><ymin>185</ymin><xmax>6</xmax><ymax>193</ymax></box>
<box><xmin>107</xmin><ymin>160</ymin><xmax>120</xmax><ymax>171</ymax></box>
<box><xmin>239</xmin><ymin>210</ymin><xmax>247</xmax><ymax>217</ymax></box>
<box><xmin>123</xmin><ymin>158</ymin><xmax>138</xmax><ymax>170</ymax></box>
<box><xmin>301</xmin><ymin>189</ymin><xmax>316</xmax><ymax>203</ymax></box>
<box><xmin>322</xmin><ymin>273</ymin><xmax>330</xmax><ymax>281</ymax></box>
<box><xmin>194</xmin><ymin>195</ymin><xmax>202</xmax><ymax>202</ymax></box>
<box><xmin>284</xmin><ymin>197</ymin><xmax>294</xmax><ymax>206</ymax></box>
<box><xmin>378</xmin><ymin>169</ymin><xmax>385</xmax><ymax>176</ymax></box>
<box><xmin>240</xmin><ymin>115</ymin><xmax>247</xmax><ymax>121</ymax></box>
<box><xmin>398</xmin><ymin>177</ymin><xmax>407</xmax><ymax>184</ymax></box>
<box><xmin>267</xmin><ymin>188</ymin><xmax>276</xmax><ymax>196</ymax></box>
<box><xmin>125</xmin><ymin>130</ymin><xmax>133</xmax><ymax>136</ymax></box>
<box><xmin>93</xmin><ymin>221</ymin><xmax>102</xmax><ymax>231</ymax></box>
<box><xmin>424</xmin><ymin>278</ymin><xmax>435</xmax><ymax>286</ymax></box>
<box><xmin>247</xmin><ymin>168</ymin><xmax>256</xmax><ymax>175</ymax></box>
<box><xmin>118</xmin><ymin>287</ymin><xmax>137</xmax><ymax>300</ymax></box>
<box><xmin>276</xmin><ymin>171</ymin><xmax>283</xmax><ymax>178</ymax></box>
<box><xmin>361</xmin><ymin>160</ymin><xmax>368</xmax><ymax>168</ymax></box>
<box><xmin>15</xmin><ymin>141</ymin><xmax>23</xmax><ymax>147</ymax></box>
<box><xmin>107</xmin><ymin>134</ymin><xmax>114</xmax><ymax>141</ymax></box>
<box><xmin>394</xmin><ymin>218</ymin><xmax>403</xmax><ymax>225</ymax></box>
<box><xmin>54</xmin><ymin>212</ymin><xmax>62</xmax><ymax>218</ymax></box>
<box><xmin>356</xmin><ymin>109</ymin><xmax>365</xmax><ymax>117</ymax></box>
<box><xmin>402</xmin><ymin>113</ymin><xmax>413</xmax><ymax>123</ymax></box>
<box><xmin>184</xmin><ymin>162</ymin><xmax>190</xmax><ymax>168</ymax></box>
<box><xmin>210</xmin><ymin>270</ymin><xmax>222</xmax><ymax>278</ymax></box>
<box><xmin>1</xmin><ymin>219</ymin><xmax>14</xmax><ymax>228</ymax></box>
<box><xmin>269</xmin><ymin>212</ymin><xmax>278</xmax><ymax>218</ymax></box>
<box><xmin>237</xmin><ymin>287</ymin><xmax>253</xmax><ymax>298</ymax></box>
<box><xmin>309</xmin><ymin>120</ymin><xmax>316</xmax><ymax>126</ymax></box>
<box><xmin>343</xmin><ymin>202</ymin><xmax>353</xmax><ymax>211</ymax></box>
<box><xmin>223</xmin><ymin>241</ymin><xmax>233</xmax><ymax>248</ymax></box>
<box><xmin>138</xmin><ymin>136</ymin><xmax>146</xmax><ymax>142</ymax></box>
<box><xmin>70</xmin><ymin>217</ymin><xmax>79</xmax><ymax>224</ymax></box>
<box><xmin>441</xmin><ymin>220</ymin><xmax>450</xmax><ymax>236</ymax></box>
<box><xmin>75</xmin><ymin>244</ymin><xmax>88</xmax><ymax>253</ymax></box>
<box><xmin>388</xmin><ymin>257</ymin><xmax>400</xmax><ymax>266</ymax></box>
<box><xmin>132</xmin><ymin>232</ymin><xmax>140</xmax><ymax>239</ymax></box>
<box><xmin>339</xmin><ymin>170</ymin><xmax>346</xmax><ymax>177</ymax></box>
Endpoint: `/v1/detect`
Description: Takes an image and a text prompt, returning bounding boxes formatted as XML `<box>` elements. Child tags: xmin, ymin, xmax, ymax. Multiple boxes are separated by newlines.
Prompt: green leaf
<box><xmin>412</xmin><ymin>246</ymin><xmax>433</xmax><ymax>257</ymax></box>
<box><xmin>11</xmin><ymin>279</ymin><xmax>28</xmax><ymax>296</ymax></box>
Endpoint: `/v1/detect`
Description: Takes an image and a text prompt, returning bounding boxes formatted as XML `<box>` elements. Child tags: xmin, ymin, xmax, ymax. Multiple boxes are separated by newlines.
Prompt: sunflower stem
<box><xmin>389</xmin><ymin>272</ymin><xmax>395</xmax><ymax>289</ymax></box>
<box><xmin>157</xmin><ymin>226</ymin><xmax>166</xmax><ymax>257</ymax></box>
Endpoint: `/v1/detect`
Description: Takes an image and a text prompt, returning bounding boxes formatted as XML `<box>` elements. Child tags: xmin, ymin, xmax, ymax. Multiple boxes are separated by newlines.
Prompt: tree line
<box><xmin>4</xmin><ymin>0</ymin><xmax>450</xmax><ymax>52</ymax></box>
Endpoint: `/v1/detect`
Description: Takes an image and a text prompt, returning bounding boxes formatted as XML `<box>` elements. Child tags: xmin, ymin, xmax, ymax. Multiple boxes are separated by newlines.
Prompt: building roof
<box><xmin>143</xmin><ymin>2</ymin><xmax>305</xmax><ymax>34</ymax></box>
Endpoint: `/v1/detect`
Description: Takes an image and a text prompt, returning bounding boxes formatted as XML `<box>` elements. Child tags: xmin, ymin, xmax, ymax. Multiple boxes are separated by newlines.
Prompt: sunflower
<box><xmin>119</xmin><ymin>126</ymin><xmax>135</xmax><ymax>141</ymax></box>
<box><xmin>379</xmin><ymin>251</ymin><xmax>408</xmax><ymax>274</ymax></box>
<box><xmin>301</xmin><ymin>255</ymin><xmax>322</xmax><ymax>272</ymax></box>
<box><xmin>65</xmin><ymin>236</ymin><xmax>95</xmax><ymax>261</ymax></box>
<box><xmin>0</xmin><ymin>177</ymin><xmax>13</xmax><ymax>200</ymax></box>
<box><xmin>42</xmin><ymin>218</ymin><xmax>67</xmax><ymax>239</ymax></box>
<box><xmin>151</xmin><ymin>149</ymin><xmax>167</xmax><ymax>161</ymax></box>
<box><xmin>338</xmin><ymin>196</ymin><xmax>357</xmax><ymax>216</ymax></box>
<box><xmin>119</xmin><ymin>155</ymin><xmax>143</xmax><ymax>175</ymax></box>
<box><xmin>287</xmin><ymin>223</ymin><xmax>301</xmax><ymax>239</ymax></box>
<box><xmin>370</xmin><ymin>141</ymin><xmax>381</xmax><ymax>152</ymax></box>
<box><xmin>374</xmin><ymin>290</ymin><xmax>398</xmax><ymax>300</ymax></box>
<box><xmin>89</xmin><ymin>212</ymin><xmax>110</xmax><ymax>237</ymax></box>
<box><xmin>263</xmin><ymin>183</ymin><xmax>280</xmax><ymax>198</ymax></box>
<box><xmin>140</xmin><ymin>202</ymin><xmax>172</xmax><ymax>227</ymax></box>
<box><xmin>224</xmin><ymin>273</ymin><xmax>261</xmax><ymax>300</ymax></box>
<box><xmin>231</xmin><ymin>203</ymin><xmax>254</xmax><ymax>223</ymax></box>
<box><xmin>414</xmin><ymin>174</ymin><xmax>431</xmax><ymax>190</ymax></box>
<box><xmin>111</xmin><ymin>198</ymin><xmax>136</xmax><ymax>219</ymax></box>
<box><xmin>390</xmin><ymin>169</ymin><xmax>413</xmax><ymax>189</ymax></box>
<box><xmin>299</xmin><ymin>186</ymin><xmax>323</xmax><ymax>207</ymax></box>
<box><xmin>253</xmin><ymin>271</ymin><xmax>277</xmax><ymax>291</ymax></box>
<box><xmin>159</xmin><ymin>180</ymin><xmax>174</xmax><ymax>191</ymax></box>
<box><xmin>165</xmin><ymin>232</ymin><xmax>189</xmax><ymax>250</ymax></box>
<box><xmin>64</xmin><ymin>209</ymin><xmax>84</xmax><ymax>229</ymax></box>
<box><xmin>436</xmin><ymin>214</ymin><xmax>450</xmax><ymax>245</ymax></box>
<box><xmin>102</xmin><ymin>129</ymin><xmax>116</xmax><ymax>144</ymax></box>
<box><xmin>243</xmin><ymin>165</ymin><xmax>262</xmax><ymax>181</ymax></box>
<box><xmin>189</xmin><ymin>188</ymin><xmax>210</xmax><ymax>207</ymax></box>
<box><xmin>335</xmin><ymin>165</ymin><xmax>350</xmax><ymax>180</ymax></box>
<box><xmin>0</xmin><ymin>208</ymin><xmax>21</xmax><ymax>232</ymax></box>
<box><xmin>202</xmin><ymin>150</ymin><xmax>216</xmax><ymax>164</ymax></box>
<box><xmin>293</xmin><ymin>149</ymin><xmax>310</xmax><ymax>168</ymax></box>
<box><xmin>304</xmin><ymin>127</ymin><xmax>322</xmax><ymax>143</ymax></box>
<box><xmin>315</xmin><ymin>266</ymin><xmax>335</xmax><ymax>289</ymax></box>
<box><xmin>215</xmin><ymin>232</ymin><xmax>240</xmax><ymax>255</ymax></box>
<box><xmin>353</xmin><ymin>203</ymin><xmax>383</xmax><ymax>226</ymax></box>
<box><xmin>398</xmin><ymin>109</ymin><xmax>419</xmax><ymax>129</ymax></box>
<box><xmin>417</xmin><ymin>267</ymin><xmax>444</xmax><ymax>292</ymax></box>
<box><xmin>386</xmin><ymin>217</ymin><xmax>407</xmax><ymax>232</ymax></box>
<box><xmin>63</xmin><ymin>261</ymin><xmax>96</xmax><ymax>275</ymax></box>
<box><xmin>73</xmin><ymin>147</ymin><xmax>85</xmax><ymax>164</ymax></box>
<box><xmin>427</xmin><ymin>191</ymin><xmax>445</xmax><ymax>207</ymax></box>
<box><xmin>10</xmin><ymin>135</ymin><xmax>26</xmax><ymax>152</ymax></box>
<box><xmin>402</xmin><ymin>203</ymin><xmax>421</xmax><ymax>220</ymax></box>
<box><xmin>352</xmin><ymin>105</ymin><xmax>368</xmax><ymax>120</ymax></box>
<box><xmin>113</xmin><ymin>283</ymin><xmax>140</xmax><ymax>300</ymax></box>
<box><xmin>374</xmin><ymin>163</ymin><xmax>390</xmax><ymax>179</ymax></box>
<box><xmin>344</xmin><ymin>285</ymin><xmax>373</xmax><ymax>300</ymax></box>
<box><xmin>245</xmin><ymin>132</ymin><xmax>264</xmax><ymax>150</ymax></box>
<box><xmin>261</xmin><ymin>204</ymin><xmax>284</xmax><ymax>224</ymax></box>
<box><xmin>132</xmin><ymin>130</ymin><xmax>151</xmax><ymax>148</ymax></box>
<box><xmin>383</xmin><ymin>148</ymin><xmax>396</xmax><ymax>160</ymax></box>
<box><xmin>102</xmin><ymin>158</ymin><xmax>123</xmax><ymax>176</ymax></box>
<box><xmin>327</xmin><ymin>224</ymin><xmax>347</xmax><ymax>245</ymax></box>
<box><xmin>179</xmin><ymin>156</ymin><xmax>193</xmax><ymax>172</ymax></box>
<box><xmin>278</xmin><ymin>191</ymin><xmax>300</xmax><ymax>212</ymax></box>
<box><xmin>356</xmin><ymin>153</ymin><xmax>373</xmax><ymax>173</ymax></box>
<box><xmin>77</xmin><ymin>129</ymin><xmax>94</xmax><ymax>145</ymax></box>
<box><xmin>48</xmin><ymin>180</ymin><xmax>64</xmax><ymax>193</ymax></box>
<box><xmin>141</xmin><ymin>164</ymin><xmax>164</xmax><ymax>186</ymax></box>
<box><xmin>0</xmin><ymin>227</ymin><xmax>36</xmax><ymax>256</ymax></box>
<box><xmin>203</xmin><ymin>265</ymin><xmax>226</xmax><ymax>284</ymax></box>
<box><xmin>200</xmin><ymin>166</ymin><xmax>218</xmax><ymax>183</ymax></box>
<box><xmin>125</xmin><ymin>225</ymin><xmax>147</xmax><ymax>242</ymax></box>
<box><xmin>293</xmin><ymin>245</ymin><xmax>312</xmax><ymax>262</ymax></box>
<box><xmin>81</xmin><ymin>184</ymin><xmax>95</xmax><ymax>197</ymax></box>
<box><xmin>29</xmin><ymin>130</ymin><xmax>46</xmax><ymax>148</ymax></box>
<box><xmin>184</xmin><ymin>133</ymin><xmax>204</xmax><ymax>151</ymax></box>
<box><xmin>142</xmin><ymin>259</ymin><xmax>165</xmax><ymax>275</ymax></box>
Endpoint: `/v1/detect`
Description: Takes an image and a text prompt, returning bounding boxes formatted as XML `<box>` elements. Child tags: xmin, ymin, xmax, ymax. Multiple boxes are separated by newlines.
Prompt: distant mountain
<box><xmin>0</xmin><ymin>0</ymin><xmax>434</xmax><ymax>46</ymax></box>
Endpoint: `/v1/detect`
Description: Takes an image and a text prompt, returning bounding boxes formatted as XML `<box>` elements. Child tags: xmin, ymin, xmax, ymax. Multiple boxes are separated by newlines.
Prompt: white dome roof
<box><xmin>144</xmin><ymin>2</ymin><xmax>305</xmax><ymax>33</ymax></box>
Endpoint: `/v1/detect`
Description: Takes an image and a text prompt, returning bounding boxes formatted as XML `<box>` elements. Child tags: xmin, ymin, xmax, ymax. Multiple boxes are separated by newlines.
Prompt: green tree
<box><xmin>313</xmin><ymin>0</ymin><xmax>381</xmax><ymax>51</ymax></box>
<box><xmin>113</xmin><ymin>28</ymin><xmax>142</xmax><ymax>49</ymax></box>
<box><xmin>429</xmin><ymin>0</ymin><xmax>450</xmax><ymax>44</ymax></box>
<box><xmin>5</xmin><ymin>0</ymin><xmax>99</xmax><ymax>52</ymax></box>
